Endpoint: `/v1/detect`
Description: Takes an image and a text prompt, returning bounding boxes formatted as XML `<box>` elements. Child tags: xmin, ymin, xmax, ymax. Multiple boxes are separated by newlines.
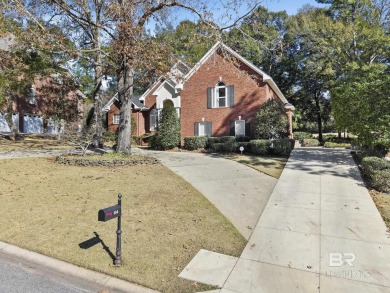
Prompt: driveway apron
<box><xmin>178</xmin><ymin>148</ymin><xmax>390</xmax><ymax>293</ymax></box>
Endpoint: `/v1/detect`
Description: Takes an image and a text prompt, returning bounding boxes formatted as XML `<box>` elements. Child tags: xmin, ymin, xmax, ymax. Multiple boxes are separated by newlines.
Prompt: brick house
<box><xmin>0</xmin><ymin>35</ymin><xmax>85</xmax><ymax>134</ymax></box>
<box><xmin>0</xmin><ymin>72</ymin><xmax>85</xmax><ymax>134</ymax></box>
<box><xmin>104</xmin><ymin>42</ymin><xmax>294</xmax><ymax>143</ymax></box>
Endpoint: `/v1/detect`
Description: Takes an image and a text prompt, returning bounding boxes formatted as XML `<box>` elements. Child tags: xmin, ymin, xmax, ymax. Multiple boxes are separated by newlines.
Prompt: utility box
<box><xmin>98</xmin><ymin>204</ymin><xmax>121</xmax><ymax>222</ymax></box>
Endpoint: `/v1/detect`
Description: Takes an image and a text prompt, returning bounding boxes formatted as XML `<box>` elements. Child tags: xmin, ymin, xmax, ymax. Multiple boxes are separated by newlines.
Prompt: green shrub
<box><xmin>302</xmin><ymin>138</ymin><xmax>320</xmax><ymax>147</ymax></box>
<box><xmin>272</xmin><ymin>139</ymin><xmax>295</xmax><ymax>156</ymax></box>
<box><xmin>293</xmin><ymin>132</ymin><xmax>312</xmax><ymax>143</ymax></box>
<box><xmin>362</xmin><ymin>157</ymin><xmax>390</xmax><ymax>172</ymax></box>
<box><xmin>254</xmin><ymin>99</ymin><xmax>288</xmax><ymax>139</ymax></box>
<box><xmin>324</xmin><ymin>142</ymin><xmax>351</xmax><ymax>149</ymax></box>
<box><xmin>235</xmin><ymin>136</ymin><xmax>250</xmax><ymax>142</ymax></box>
<box><xmin>210</xmin><ymin>143</ymin><xmax>225</xmax><ymax>153</ymax></box>
<box><xmin>223</xmin><ymin>142</ymin><xmax>238</xmax><ymax>153</ymax></box>
<box><xmin>152</xmin><ymin>106</ymin><xmax>180</xmax><ymax>150</ymax></box>
<box><xmin>209</xmin><ymin>141</ymin><xmax>238</xmax><ymax>153</ymax></box>
<box><xmin>208</xmin><ymin>136</ymin><xmax>235</xmax><ymax>145</ymax></box>
<box><xmin>361</xmin><ymin>157</ymin><xmax>390</xmax><ymax>193</ymax></box>
<box><xmin>103</xmin><ymin>131</ymin><xmax>117</xmax><ymax>142</ymax></box>
<box><xmin>249</xmin><ymin>139</ymin><xmax>272</xmax><ymax>155</ymax></box>
<box><xmin>369</xmin><ymin>169</ymin><xmax>390</xmax><ymax>193</ymax></box>
<box><xmin>184</xmin><ymin>136</ymin><xmax>208</xmax><ymax>150</ymax></box>
<box><xmin>149</xmin><ymin>135</ymin><xmax>157</xmax><ymax>148</ymax></box>
<box><xmin>322</xmin><ymin>135</ymin><xmax>355</xmax><ymax>144</ymax></box>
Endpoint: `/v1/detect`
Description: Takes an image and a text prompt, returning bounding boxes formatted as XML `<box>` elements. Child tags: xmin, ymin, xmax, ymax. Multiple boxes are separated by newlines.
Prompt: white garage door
<box><xmin>0</xmin><ymin>113</ymin><xmax>11</xmax><ymax>132</ymax></box>
<box><xmin>23</xmin><ymin>115</ymin><xmax>43</xmax><ymax>133</ymax></box>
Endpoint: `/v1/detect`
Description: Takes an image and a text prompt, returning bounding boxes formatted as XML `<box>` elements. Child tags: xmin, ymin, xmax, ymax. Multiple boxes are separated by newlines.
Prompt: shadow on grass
<box><xmin>79</xmin><ymin>232</ymin><xmax>115</xmax><ymax>262</ymax></box>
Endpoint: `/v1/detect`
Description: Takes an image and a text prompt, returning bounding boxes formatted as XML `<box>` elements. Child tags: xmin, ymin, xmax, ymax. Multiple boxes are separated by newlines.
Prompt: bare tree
<box><xmin>1</xmin><ymin>0</ymin><xmax>261</xmax><ymax>153</ymax></box>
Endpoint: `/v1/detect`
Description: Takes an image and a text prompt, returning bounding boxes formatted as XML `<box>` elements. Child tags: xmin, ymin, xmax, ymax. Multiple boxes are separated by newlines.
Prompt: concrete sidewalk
<box><xmin>181</xmin><ymin>148</ymin><xmax>390</xmax><ymax>292</ymax></box>
<box><xmin>133</xmin><ymin>149</ymin><xmax>277</xmax><ymax>240</ymax></box>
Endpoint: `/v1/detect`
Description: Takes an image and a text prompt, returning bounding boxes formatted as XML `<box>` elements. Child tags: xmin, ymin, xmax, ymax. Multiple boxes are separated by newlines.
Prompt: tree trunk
<box><xmin>5</xmin><ymin>95</ymin><xmax>18</xmax><ymax>136</ymax></box>
<box><xmin>116</xmin><ymin>63</ymin><xmax>133</xmax><ymax>154</ymax></box>
<box><xmin>92</xmin><ymin>29</ymin><xmax>104</xmax><ymax>148</ymax></box>
<box><xmin>315</xmin><ymin>93</ymin><xmax>323</xmax><ymax>142</ymax></box>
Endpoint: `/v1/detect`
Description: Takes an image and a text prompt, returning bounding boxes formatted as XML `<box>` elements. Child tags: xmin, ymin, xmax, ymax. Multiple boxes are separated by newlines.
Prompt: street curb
<box><xmin>0</xmin><ymin>241</ymin><xmax>160</xmax><ymax>293</ymax></box>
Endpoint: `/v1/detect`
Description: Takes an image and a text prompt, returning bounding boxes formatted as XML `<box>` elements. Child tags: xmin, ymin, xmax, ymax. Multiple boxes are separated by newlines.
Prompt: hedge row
<box><xmin>361</xmin><ymin>157</ymin><xmax>390</xmax><ymax>193</ymax></box>
<box><xmin>183</xmin><ymin>136</ymin><xmax>294</xmax><ymax>156</ymax></box>
<box><xmin>183</xmin><ymin>136</ymin><xmax>208</xmax><ymax>150</ymax></box>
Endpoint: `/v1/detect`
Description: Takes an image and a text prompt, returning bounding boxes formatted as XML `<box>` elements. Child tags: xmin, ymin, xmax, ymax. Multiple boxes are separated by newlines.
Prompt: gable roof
<box><xmin>167</xmin><ymin>60</ymin><xmax>191</xmax><ymax>83</ymax></box>
<box><xmin>183</xmin><ymin>42</ymin><xmax>289</xmax><ymax>104</ymax></box>
<box><xmin>102</xmin><ymin>93</ymin><xmax>145</xmax><ymax>112</ymax></box>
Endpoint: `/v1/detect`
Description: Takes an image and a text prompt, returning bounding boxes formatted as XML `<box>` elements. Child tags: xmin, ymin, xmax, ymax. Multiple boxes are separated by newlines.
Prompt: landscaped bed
<box><xmin>370</xmin><ymin>189</ymin><xmax>390</xmax><ymax>229</ymax></box>
<box><xmin>0</xmin><ymin>157</ymin><xmax>246</xmax><ymax>293</ymax></box>
<box><xmin>56</xmin><ymin>153</ymin><xmax>159</xmax><ymax>166</ymax></box>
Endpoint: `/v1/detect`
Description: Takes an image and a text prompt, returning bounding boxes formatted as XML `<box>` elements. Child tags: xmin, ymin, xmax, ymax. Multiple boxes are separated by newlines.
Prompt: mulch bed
<box><xmin>55</xmin><ymin>155</ymin><xmax>159</xmax><ymax>167</ymax></box>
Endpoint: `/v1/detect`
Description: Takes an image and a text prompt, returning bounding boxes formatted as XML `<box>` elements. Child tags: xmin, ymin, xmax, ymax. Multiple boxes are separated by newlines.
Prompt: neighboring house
<box><xmin>0</xmin><ymin>34</ymin><xmax>85</xmax><ymax>134</ymax></box>
<box><xmin>103</xmin><ymin>60</ymin><xmax>190</xmax><ymax>136</ymax></box>
<box><xmin>103</xmin><ymin>93</ymin><xmax>149</xmax><ymax>137</ymax></box>
<box><xmin>104</xmin><ymin>42</ymin><xmax>295</xmax><ymax>143</ymax></box>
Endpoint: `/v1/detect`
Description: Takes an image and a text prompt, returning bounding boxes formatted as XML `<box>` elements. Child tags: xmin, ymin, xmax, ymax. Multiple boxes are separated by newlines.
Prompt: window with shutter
<box><xmin>208</xmin><ymin>82</ymin><xmax>234</xmax><ymax>108</ymax></box>
<box><xmin>195</xmin><ymin>122</ymin><xmax>212</xmax><ymax>137</ymax></box>
<box><xmin>235</xmin><ymin>120</ymin><xmax>245</xmax><ymax>137</ymax></box>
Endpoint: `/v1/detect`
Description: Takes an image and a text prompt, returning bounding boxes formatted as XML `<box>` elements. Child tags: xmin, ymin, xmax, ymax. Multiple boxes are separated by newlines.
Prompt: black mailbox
<box><xmin>98</xmin><ymin>204</ymin><xmax>121</xmax><ymax>222</ymax></box>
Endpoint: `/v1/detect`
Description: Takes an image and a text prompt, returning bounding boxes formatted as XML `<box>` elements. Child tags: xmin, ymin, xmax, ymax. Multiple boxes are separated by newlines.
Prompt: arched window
<box><xmin>163</xmin><ymin>99</ymin><xmax>174</xmax><ymax>108</ymax></box>
<box><xmin>216</xmin><ymin>82</ymin><xmax>226</xmax><ymax>107</ymax></box>
<box><xmin>207</xmin><ymin>82</ymin><xmax>234</xmax><ymax>108</ymax></box>
<box><xmin>150</xmin><ymin>108</ymin><xmax>157</xmax><ymax>131</ymax></box>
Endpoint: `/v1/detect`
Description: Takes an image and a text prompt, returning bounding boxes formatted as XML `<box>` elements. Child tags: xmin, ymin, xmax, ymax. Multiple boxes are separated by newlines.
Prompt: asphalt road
<box><xmin>0</xmin><ymin>252</ymin><xmax>108</xmax><ymax>293</ymax></box>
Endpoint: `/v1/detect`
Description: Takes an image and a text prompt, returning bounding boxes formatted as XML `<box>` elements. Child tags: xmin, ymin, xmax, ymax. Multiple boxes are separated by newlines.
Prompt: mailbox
<box><xmin>98</xmin><ymin>204</ymin><xmax>121</xmax><ymax>222</ymax></box>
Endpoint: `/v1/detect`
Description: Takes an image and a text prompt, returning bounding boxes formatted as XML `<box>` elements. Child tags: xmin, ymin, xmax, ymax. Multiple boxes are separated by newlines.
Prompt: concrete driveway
<box><xmin>179</xmin><ymin>148</ymin><xmax>390</xmax><ymax>292</ymax></box>
<box><xmin>133</xmin><ymin>149</ymin><xmax>277</xmax><ymax>240</ymax></box>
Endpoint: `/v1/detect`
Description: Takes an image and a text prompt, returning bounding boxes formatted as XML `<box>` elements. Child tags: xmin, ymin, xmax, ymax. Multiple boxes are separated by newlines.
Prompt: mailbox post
<box><xmin>98</xmin><ymin>193</ymin><xmax>122</xmax><ymax>266</ymax></box>
<box><xmin>114</xmin><ymin>194</ymin><xmax>122</xmax><ymax>266</ymax></box>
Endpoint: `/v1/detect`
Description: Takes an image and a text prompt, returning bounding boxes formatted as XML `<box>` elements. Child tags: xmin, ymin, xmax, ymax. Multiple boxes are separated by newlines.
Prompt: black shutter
<box><xmin>230</xmin><ymin>120</ymin><xmax>235</xmax><ymax>136</ymax></box>
<box><xmin>194</xmin><ymin>122</ymin><xmax>199</xmax><ymax>136</ymax></box>
<box><xmin>228</xmin><ymin>85</ymin><xmax>234</xmax><ymax>107</ymax></box>
<box><xmin>245</xmin><ymin>120</ymin><xmax>251</xmax><ymax>137</ymax></box>
<box><xmin>207</xmin><ymin>87</ymin><xmax>213</xmax><ymax>109</ymax></box>
<box><xmin>207</xmin><ymin>122</ymin><xmax>212</xmax><ymax>137</ymax></box>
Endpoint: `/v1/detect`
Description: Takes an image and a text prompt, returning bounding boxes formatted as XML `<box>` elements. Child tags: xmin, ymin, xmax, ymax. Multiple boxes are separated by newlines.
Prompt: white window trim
<box><xmin>198</xmin><ymin>122</ymin><xmax>207</xmax><ymax>137</ymax></box>
<box><xmin>113</xmin><ymin>114</ymin><xmax>120</xmax><ymax>125</ymax></box>
<box><xmin>214</xmin><ymin>82</ymin><xmax>227</xmax><ymax>108</ymax></box>
<box><xmin>235</xmin><ymin>120</ymin><xmax>245</xmax><ymax>137</ymax></box>
<box><xmin>196</xmin><ymin>121</ymin><xmax>211</xmax><ymax>137</ymax></box>
<box><xmin>149</xmin><ymin>109</ymin><xmax>157</xmax><ymax>131</ymax></box>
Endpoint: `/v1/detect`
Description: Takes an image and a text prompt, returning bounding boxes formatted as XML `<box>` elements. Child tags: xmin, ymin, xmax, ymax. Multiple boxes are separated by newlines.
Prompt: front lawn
<box><xmin>0</xmin><ymin>157</ymin><xmax>245</xmax><ymax>293</ymax></box>
<box><xmin>224</xmin><ymin>154</ymin><xmax>289</xmax><ymax>178</ymax></box>
<box><xmin>0</xmin><ymin>136</ymin><xmax>74</xmax><ymax>152</ymax></box>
